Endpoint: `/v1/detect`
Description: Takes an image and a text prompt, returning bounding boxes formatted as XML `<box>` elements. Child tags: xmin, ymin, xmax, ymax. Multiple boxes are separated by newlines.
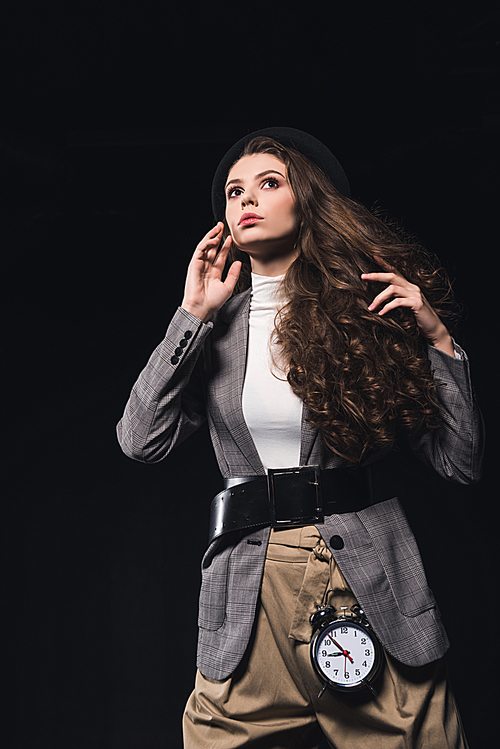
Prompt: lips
<box><xmin>238</xmin><ymin>213</ymin><xmax>263</xmax><ymax>226</ymax></box>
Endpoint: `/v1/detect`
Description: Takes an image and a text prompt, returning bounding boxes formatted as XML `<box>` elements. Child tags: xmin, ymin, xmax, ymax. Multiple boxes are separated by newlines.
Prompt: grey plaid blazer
<box><xmin>117</xmin><ymin>290</ymin><xmax>484</xmax><ymax>680</ymax></box>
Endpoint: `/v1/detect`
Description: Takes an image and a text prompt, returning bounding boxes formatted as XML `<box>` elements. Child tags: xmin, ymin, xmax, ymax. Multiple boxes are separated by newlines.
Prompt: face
<box><xmin>225</xmin><ymin>153</ymin><xmax>298</xmax><ymax>274</ymax></box>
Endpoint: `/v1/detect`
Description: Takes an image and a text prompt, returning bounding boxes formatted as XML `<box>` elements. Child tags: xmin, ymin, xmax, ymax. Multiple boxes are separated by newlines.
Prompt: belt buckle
<box><xmin>267</xmin><ymin>466</ymin><xmax>324</xmax><ymax>529</ymax></box>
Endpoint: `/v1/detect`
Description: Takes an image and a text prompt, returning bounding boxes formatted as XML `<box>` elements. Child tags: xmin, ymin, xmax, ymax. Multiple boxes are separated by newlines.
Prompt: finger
<box><xmin>224</xmin><ymin>260</ymin><xmax>242</xmax><ymax>293</ymax></box>
<box><xmin>362</xmin><ymin>273</ymin><xmax>417</xmax><ymax>303</ymax></box>
<box><xmin>368</xmin><ymin>283</ymin><xmax>406</xmax><ymax>309</ymax></box>
<box><xmin>212</xmin><ymin>235</ymin><xmax>233</xmax><ymax>268</ymax></box>
<box><xmin>196</xmin><ymin>222</ymin><xmax>225</xmax><ymax>252</ymax></box>
<box><xmin>369</xmin><ymin>284</ymin><xmax>421</xmax><ymax>312</ymax></box>
<box><xmin>206</xmin><ymin>221</ymin><xmax>224</xmax><ymax>238</ymax></box>
<box><xmin>374</xmin><ymin>297</ymin><xmax>414</xmax><ymax>316</ymax></box>
<box><xmin>199</xmin><ymin>222</ymin><xmax>224</xmax><ymax>244</ymax></box>
<box><xmin>361</xmin><ymin>271</ymin><xmax>401</xmax><ymax>284</ymax></box>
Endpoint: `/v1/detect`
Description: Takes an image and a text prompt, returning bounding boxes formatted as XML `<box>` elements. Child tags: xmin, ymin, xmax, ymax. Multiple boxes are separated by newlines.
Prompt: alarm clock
<box><xmin>310</xmin><ymin>604</ymin><xmax>383</xmax><ymax>696</ymax></box>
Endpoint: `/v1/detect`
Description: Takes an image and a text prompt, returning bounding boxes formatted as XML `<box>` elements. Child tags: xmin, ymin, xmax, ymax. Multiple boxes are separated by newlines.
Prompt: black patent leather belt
<box><xmin>207</xmin><ymin>461</ymin><xmax>399</xmax><ymax>545</ymax></box>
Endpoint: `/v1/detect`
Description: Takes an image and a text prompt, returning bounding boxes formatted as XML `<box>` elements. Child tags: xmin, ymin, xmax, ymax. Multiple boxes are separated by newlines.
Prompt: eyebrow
<box><xmin>225</xmin><ymin>169</ymin><xmax>286</xmax><ymax>190</ymax></box>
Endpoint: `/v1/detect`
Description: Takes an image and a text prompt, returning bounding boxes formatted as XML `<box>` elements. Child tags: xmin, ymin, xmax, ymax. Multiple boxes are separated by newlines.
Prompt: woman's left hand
<box><xmin>361</xmin><ymin>257</ymin><xmax>455</xmax><ymax>356</ymax></box>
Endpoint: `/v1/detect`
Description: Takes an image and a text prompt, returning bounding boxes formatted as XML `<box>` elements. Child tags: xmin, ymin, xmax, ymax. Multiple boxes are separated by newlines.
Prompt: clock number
<box><xmin>324</xmin><ymin>638</ymin><xmax>331</xmax><ymax>646</ymax></box>
<box><xmin>361</xmin><ymin>638</ymin><xmax>367</xmax><ymax>644</ymax></box>
<box><xmin>325</xmin><ymin>661</ymin><xmax>331</xmax><ymax>669</ymax></box>
<box><xmin>365</xmin><ymin>649</ymin><xmax>371</xmax><ymax>656</ymax></box>
<box><xmin>355</xmin><ymin>669</ymin><xmax>361</xmax><ymax>676</ymax></box>
<box><xmin>341</xmin><ymin>627</ymin><xmax>348</xmax><ymax>634</ymax></box>
<box><xmin>345</xmin><ymin>671</ymin><xmax>350</xmax><ymax>679</ymax></box>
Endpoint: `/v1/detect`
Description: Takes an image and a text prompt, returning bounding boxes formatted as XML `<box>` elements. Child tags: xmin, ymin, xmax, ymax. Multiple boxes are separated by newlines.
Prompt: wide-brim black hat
<box><xmin>211</xmin><ymin>126</ymin><xmax>351</xmax><ymax>222</ymax></box>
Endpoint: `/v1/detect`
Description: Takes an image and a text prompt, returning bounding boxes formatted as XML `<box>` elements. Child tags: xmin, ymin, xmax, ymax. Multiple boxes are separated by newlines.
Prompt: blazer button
<box><xmin>174</xmin><ymin>346</ymin><xmax>183</xmax><ymax>356</ymax></box>
<box><xmin>171</xmin><ymin>355</ymin><xmax>179</xmax><ymax>365</ymax></box>
<box><xmin>184</xmin><ymin>330</ymin><xmax>193</xmax><ymax>339</ymax></box>
<box><xmin>179</xmin><ymin>338</ymin><xmax>188</xmax><ymax>347</ymax></box>
<box><xmin>329</xmin><ymin>535</ymin><xmax>344</xmax><ymax>550</ymax></box>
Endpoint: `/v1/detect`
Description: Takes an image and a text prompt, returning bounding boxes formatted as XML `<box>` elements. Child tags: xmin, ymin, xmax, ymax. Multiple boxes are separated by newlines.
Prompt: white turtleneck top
<box><xmin>241</xmin><ymin>273</ymin><xmax>302</xmax><ymax>470</ymax></box>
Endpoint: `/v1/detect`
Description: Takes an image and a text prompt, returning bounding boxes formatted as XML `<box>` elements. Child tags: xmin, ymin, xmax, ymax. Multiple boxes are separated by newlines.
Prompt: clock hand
<box><xmin>330</xmin><ymin>637</ymin><xmax>354</xmax><ymax>664</ymax></box>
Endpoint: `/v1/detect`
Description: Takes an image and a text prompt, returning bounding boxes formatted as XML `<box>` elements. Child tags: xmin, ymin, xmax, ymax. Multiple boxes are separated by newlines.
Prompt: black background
<box><xmin>2</xmin><ymin>1</ymin><xmax>498</xmax><ymax>747</ymax></box>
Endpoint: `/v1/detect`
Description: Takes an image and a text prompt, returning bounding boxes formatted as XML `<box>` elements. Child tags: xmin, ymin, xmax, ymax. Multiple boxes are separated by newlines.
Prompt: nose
<box><xmin>241</xmin><ymin>186</ymin><xmax>257</xmax><ymax>207</ymax></box>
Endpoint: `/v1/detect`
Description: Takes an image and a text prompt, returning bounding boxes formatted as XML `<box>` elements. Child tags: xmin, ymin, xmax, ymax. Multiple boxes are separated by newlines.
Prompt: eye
<box><xmin>227</xmin><ymin>186</ymin><xmax>243</xmax><ymax>199</ymax></box>
<box><xmin>262</xmin><ymin>177</ymin><xmax>280</xmax><ymax>189</ymax></box>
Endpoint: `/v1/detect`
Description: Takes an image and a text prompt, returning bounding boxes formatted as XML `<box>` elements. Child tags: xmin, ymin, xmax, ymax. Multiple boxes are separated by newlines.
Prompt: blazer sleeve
<box><xmin>411</xmin><ymin>343</ymin><xmax>484</xmax><ymax>484</ymax></box>
<box><xmin>116</xmin><ymin>307</ymin><xmax>213</xmax><ymax>463</ymax></box>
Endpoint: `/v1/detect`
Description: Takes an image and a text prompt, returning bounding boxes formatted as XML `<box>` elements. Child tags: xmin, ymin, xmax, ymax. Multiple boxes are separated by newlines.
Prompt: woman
<box><xmin>117</xmin><ymin>127</ymin><xmax>483</xmax><ymax>748</ymax></box>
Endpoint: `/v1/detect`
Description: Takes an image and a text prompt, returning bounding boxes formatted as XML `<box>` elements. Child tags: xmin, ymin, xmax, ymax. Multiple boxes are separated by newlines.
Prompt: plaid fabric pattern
<box><xmin>117</xmin><ymin>293</ymin><xmax>484</xmax><ymax>680</ymax></box>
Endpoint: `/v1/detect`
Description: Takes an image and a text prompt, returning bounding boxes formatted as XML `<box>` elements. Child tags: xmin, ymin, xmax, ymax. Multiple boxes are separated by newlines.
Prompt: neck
<box><xmin>248</xmin><ymin>247</ymin><xmax>298</xmax><ymax>277</ymax></box>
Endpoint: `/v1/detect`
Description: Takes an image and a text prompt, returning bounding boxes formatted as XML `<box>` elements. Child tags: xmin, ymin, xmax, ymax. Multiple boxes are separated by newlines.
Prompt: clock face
<box><xmin>311</xmin><ymin>620</ymin><xmax>380</xmax><ymax>689</ymax></box>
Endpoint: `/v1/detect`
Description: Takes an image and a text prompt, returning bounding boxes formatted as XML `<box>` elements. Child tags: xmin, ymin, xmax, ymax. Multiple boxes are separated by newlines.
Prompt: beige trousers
<box><xmin>183</xmin><ymin>526</ymin><xmax>467</xmax><ymax>749</ymax></box>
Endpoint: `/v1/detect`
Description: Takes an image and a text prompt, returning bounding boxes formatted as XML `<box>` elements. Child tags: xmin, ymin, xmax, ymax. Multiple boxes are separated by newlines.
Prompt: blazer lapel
<box><xmin>299</xmin><ymin>408</ymin><xmax>319</xmax><ymax>466</ymax></box>
<box><xmin>300</xmin><ymin>407</ymin><xmax>343</xmax><ymax>469</ymax></box>
<box><xmin>212</xmin><ymin>290</ymin><xmax>264</xmax><ymax>475</ymax></box>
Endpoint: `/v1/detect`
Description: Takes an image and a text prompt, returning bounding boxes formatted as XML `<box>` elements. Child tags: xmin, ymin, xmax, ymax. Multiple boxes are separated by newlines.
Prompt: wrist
<box><xmin>180</xmin><ymin>301</ymin><xmax>211</xmax><ymax>324</ymax></box>
<box><xmin>430</xmin><ymin>325</ymin><xmax>455</xmax><ymax>357</ymax></box>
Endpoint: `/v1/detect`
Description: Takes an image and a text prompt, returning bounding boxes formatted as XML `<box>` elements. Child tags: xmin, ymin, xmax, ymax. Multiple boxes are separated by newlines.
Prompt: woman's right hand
<box><xmin>181</xmin><ymin>222</ymin><xmax>241</xmax><ymax>323</ymax></box>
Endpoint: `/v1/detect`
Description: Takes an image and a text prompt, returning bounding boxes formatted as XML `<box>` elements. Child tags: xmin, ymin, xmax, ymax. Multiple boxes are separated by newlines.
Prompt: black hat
<box><xmin>211</xmin><ymin>126</ymin><xmax>350</xmax><ymax>222</ymax></box>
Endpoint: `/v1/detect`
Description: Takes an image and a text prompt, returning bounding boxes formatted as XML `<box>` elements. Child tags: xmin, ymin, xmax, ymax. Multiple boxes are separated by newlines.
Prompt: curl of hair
<box><xmin>223</xmin><ymin>137</ymin><xmax>458</xmax><ymax>464</ymax></box>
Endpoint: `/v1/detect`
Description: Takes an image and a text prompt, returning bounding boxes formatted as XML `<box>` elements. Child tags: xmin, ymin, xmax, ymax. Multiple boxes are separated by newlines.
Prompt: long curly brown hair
<box><xmin>223</xmin><ymin>136</ymin><xmax>458</xmax><ymax>464</ymax></box>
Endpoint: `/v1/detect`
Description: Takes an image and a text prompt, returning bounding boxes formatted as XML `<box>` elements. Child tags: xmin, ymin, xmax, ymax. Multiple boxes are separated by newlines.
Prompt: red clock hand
<box><xmin>330</xmin><ymin>637</ymin><xmax>354</xmax><ymax>664</ymax></box>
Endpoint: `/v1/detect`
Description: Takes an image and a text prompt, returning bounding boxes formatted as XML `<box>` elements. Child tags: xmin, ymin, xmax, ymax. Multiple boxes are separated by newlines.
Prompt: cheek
<box><xmin>280</xmin><ymin>200</ymin><xmax>298</xmax><ymax>229</ymax></box>
<box><xmin>225</xmin><ymin>207</ymin><xmax>235</xmax><ymax>234</ymax></box>
<box><xmin>275</xmin><ymin>193</ymin><xmax>296</xmax><ymax>221</ymax></box>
